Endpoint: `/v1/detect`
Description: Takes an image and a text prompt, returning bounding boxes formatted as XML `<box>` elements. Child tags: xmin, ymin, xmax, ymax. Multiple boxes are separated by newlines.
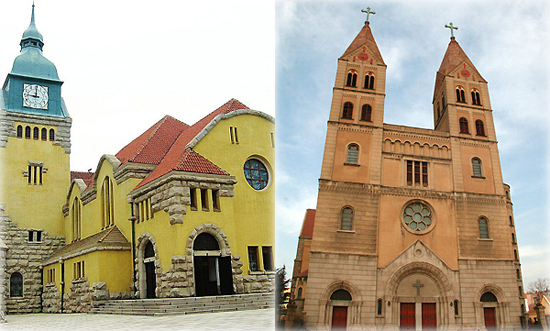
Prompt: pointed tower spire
<box><xmin>21</xmin><ymin>2</ymin><xmax>44</xmax><ymax>51</ymax></box>
<box><xmin>341</xmin><ymin>11</ymin><xmax>384</xmax><ymax>64</ymax></box>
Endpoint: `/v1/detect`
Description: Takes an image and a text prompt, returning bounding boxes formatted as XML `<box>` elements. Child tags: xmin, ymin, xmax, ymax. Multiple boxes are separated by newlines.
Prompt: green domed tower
<box><xmin>0</xmin><ymin>4</ymin><xmax>70</xmax><ymax>313</ymax></box>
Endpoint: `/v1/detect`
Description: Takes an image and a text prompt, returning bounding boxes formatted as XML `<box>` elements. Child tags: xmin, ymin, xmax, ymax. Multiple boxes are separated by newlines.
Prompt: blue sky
<box><xmin>276</xmin><ymin>1</ymin><xmax>549</xmax><ymax>286</ymax></box>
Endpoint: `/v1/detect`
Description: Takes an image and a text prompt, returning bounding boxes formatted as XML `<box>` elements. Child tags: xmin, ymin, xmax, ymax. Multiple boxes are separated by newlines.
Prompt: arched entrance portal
<box><xmin>193</xmin><ymin>233</ymin><xmax>233</xmax><ymax>296</ymax></box>
<box><xmin>144</xmin><ymin>241</ymin><xmax>156</xmax><ymax>298</ymax></box>
<box><xmin>481</xmin><ymin>292</ymin><xmax>498</xmax><ymax>330</ymax></box>
<box><xmin>330</xmin><ymin>289</ymin><xmax>352</xmax><ymax>330</ymax></box>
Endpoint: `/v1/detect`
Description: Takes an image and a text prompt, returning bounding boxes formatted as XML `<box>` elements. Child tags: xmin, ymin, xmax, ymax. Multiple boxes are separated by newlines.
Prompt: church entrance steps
<box><xmin>89</xmin><ymin>293</ymin><xmax>274</xmax><ymax>316</ymax></box>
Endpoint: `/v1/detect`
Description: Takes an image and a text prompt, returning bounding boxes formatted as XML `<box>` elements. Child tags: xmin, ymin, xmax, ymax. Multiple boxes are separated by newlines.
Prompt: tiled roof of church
<box><xmin>342</xmin><ymin>22</ymin><xmax>385</xmax><ymax>64</ymax></box>
<box><xmin>44</xmin><ymin>226</ymin><xmax>130</xmax><ymax>265</ymax></box>
<box><xmin>116</xmin><ymin>115</ymin><xmax>189</xmax><ymax>165</ymax></box>
<box><xmin>300</xmin><ymin>209</ymin><xmax>316</xmax><ymax>238</ymax></box>
<box><xmin>134</xmin><ymin>99</ymin><xmax>248</xmax><ymax>189</ymax></box>
<box><xmin>438</xmin><ymin>38</ymin><xmax>479</xmax><ymax>77</ymax></box>
<box><xmin>70</xmin><ymin>171</ymin><xmax>94</xmax><ymax>187</ymax></box>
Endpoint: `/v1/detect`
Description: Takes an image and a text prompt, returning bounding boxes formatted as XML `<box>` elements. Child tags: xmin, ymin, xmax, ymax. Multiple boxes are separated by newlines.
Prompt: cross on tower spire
<box><xmin>445</xmin><ymin>22</ymin><xmax>458</xmax><ymax>39</ymax></box>
<box><xmin>361</xmin><ymin>7</ymin><xmax>376</xmax><ymax>24</ymax></box>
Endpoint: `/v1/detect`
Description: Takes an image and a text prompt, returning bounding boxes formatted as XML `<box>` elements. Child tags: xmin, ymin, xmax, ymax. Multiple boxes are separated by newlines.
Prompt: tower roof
<box><xmin>342</xmin><ymin>22</ymin><xmax>384</xmax><ymax>64</ymax></box>
<box><xmin>10</xmin><ymin>4</ymin><xmax>60</xmax><ymax>81</ymax></box>
<box><xmin>437</xmin><ymin>38</ymin><xmax>480</xmax><ymax>78</ymax></box>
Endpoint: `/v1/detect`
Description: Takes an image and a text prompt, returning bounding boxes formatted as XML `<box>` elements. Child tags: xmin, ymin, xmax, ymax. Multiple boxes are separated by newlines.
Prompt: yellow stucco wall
<box><xmin>1</xmin><ymin>122</ymin><xmax>69</xmax><ymax>236</ymax></box>
<box><xmin>194</xmin><ymin>113</ymin><xmax>275</xmax><ymax>273</ymax></box>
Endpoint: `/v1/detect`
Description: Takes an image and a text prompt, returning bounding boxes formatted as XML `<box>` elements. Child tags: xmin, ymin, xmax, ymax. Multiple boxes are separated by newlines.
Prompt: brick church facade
<box><xmin>287</xmin><ymin>16</ymin><xmax>526</xmax><ymax>331</ymax></box>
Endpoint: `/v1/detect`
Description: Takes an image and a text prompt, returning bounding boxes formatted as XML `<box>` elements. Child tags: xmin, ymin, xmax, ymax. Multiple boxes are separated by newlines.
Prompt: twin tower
<box><xmin>289</xmin><ymin>15</ymin><xmax>525</xmax><ymax>331</ymax></box>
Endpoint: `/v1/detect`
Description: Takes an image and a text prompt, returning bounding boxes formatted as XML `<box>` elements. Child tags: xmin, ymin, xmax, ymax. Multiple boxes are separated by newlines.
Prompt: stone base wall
<box><xmin>1</xmin><ymin>215</ymin><xmax>64</xmax><ymax>313</ymax></box>
<box><xmin>63</xmin><ymin>279</ymin><xmax>93</xmax><ymax>313</ymax></box>
<box><xmin>42</xmin><ymin>284</ymin><xmax>61</xmax><ymax>313</ymax></box>
<box><xmin>238</xmin><ymin>271</ymin><xmax>276</xmax><ymax>294</ymax></box>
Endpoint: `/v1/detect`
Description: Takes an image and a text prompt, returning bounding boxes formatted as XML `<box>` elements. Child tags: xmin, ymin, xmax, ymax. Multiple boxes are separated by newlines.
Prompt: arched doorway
<box><xmin>481</xmin><ymin>292</ymin><xmax>498</xmax><ymax>330</ymax></box>
<box><xmin>330</xmin><ymin>289</ymin><xmax>352</xmax><ymax>330</ymax></box>
<box><xmin>193</xmin><ymin>233</ymin><xmax>233</xmax><ymax>296</ymax></box>
<box><xmin>144</xmin><ymin>241</ymin><xmax>156</xmax><ymax>298</ymax></box>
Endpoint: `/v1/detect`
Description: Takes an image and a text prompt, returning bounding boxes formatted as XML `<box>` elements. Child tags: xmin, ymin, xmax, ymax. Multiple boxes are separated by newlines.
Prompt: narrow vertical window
<box><xmin>212</xmin><ymin>189</ymin><xmax>220</xmax><ymax>211</ymax></box>
<box><xmin>459</xmin><ymin>117</ymin><xmax>469</xmax><ymax>133</ymax></box>
<box><xmin>475</xmin><ymin>120</ymin><xmax>485</xmax><ymax>136</ymax></box>
<box><xmin>364</xmin><ymin>73</ymin><xmax>375</xmax><ymax>89</ymax></box>
<box><xmin>229</xmin><ymin>127</ymin><xmax>234</xmax><ymax>144</ymax></box>
<box><xmin>39</xmin><ymin>166</ymin><xmax>43</xmax><ymax>184</ymax></box>
<box><xmin>234</xmin><ymin>127</ymin><xmax>239</xmax><ymax>144</ymax></box>
<box><xmin>36</xmin><ymin>230</ymin><xmax>42</xmax><ymax>242</ymax></box>
<box><xmin>341</xmin><ymin>207</ymin><xmax>353</xmax><ymax>230</ymax></box>
<box><xmin>190</xmin><ymin>188</ymin><xmax>197</xmax><ymax>210</ymax></box>
<box><xmin>516</xmin><ymin>269</ymin><xmax>521</xmax><ymax>279</ymax></box>
<box><xmin>41</xmin><ymin>128</ymin><xmax>47</xmax><ymax>140</ymax></box>
<box><xmin>414</xmin><ymin>161</ymin><xmax>421</xmax><ymax>184</ymax></box>
<box><xmin>72</xmin><ymin>198</ymin><xmax>82</xmax><ymax>241</ymax></box>
<box><xmin>472</xmin><ymin>158</ymin><xmax>482</xmax><ymax>177</ymax></box>
<box><xmin>422</xmin><ymin>162</ymin><xmax>428</xmax><ymax>186</ymax></box>
<box><xmin>27</xmin><ymin>165</ymin><xmax>32</xmax><ymax>184</ymax></box>
<box><xmin>10</xmin><ymin>272</ymin><xmax>23</xmax><ymax>297</ymax></box>
<box><xmin>101</xmin><ymin>177</ymin><xmax>114</xmax><ymax>228</ymax></box>
<box><xmin>346</xmin><ymin>144</ymin><xmax>359</xmax><ymax>164</ymax></box>
<box><xmin>478</xmin><ymin>217</ymin><xmax>489</xmax><ymax>238</ymax></box>
<box><xmin>25</xmin><ymin>126</ymin><xmax>31</xmax><ymax>139</ymax></box>
<box><xmin>512</xmin><ymin>233</ymin><xmax>516</xmax><ymax>243</ymax></box>
<box><xmin>17</xmin><ymin>125</ymin><xmax>23</xmax><ymax>138</ymax></box>
<box><xmin>33</xmin><ymin>127</ymin><xmax>39</xmax><ymax>140</ymax></box>
<box><xmin>49</xmin><ymin>129</ymin><xmax>55</xmax><ymax>141</ymax></box>
<box><xmin>514</xmin><ymin>250</ymin><xmax>518</xmax><ymax>261</ymax></box>
<box><xmin>342</xmin><ymin>102</ymin><xmax>354</xmax><ymax>119</ymax></box>
<box><xmin>407</xmin><ymin>161</ymin><xmax>413</xmax><ymax>185</ymax></box>
<box><xmin>377</xmin><ymin>299</ymin><xmax>383</xmax><ymax>315</ymax></box>
<box><xmin>270</xmin><ymin>132</ymin><xmax>275</xmax><ymax>148</ymax></box>
<box><xmin>262</xmin><ymin>246</ymin><xmax>273</xmax><ymax>271</ymax></box>
<box><xmin>33</xmin><ymin>166</ymin><xmax>37</xmax><ymax>184</ymax></box>
<box><xmin>456</xmin><ymin>86</ymin><xmax>466</xmax><ymax>103</ymax></box>
<box><xmin>297</xmin><ymin>288</ymin><xmax>303</xmax><ymax>298</ymax></box>
<box><xmin>248</xmin><ymin>246</ymin><xmax>259</xmax><ymax>271</ymax></box>
<box><xmin>200</xmin><ymin>189</ymin><xmax>209</xmax><ymax>211</ymax></box>
<box><xmin>361</xmin><ymin>104</ymin><xmax>372</xmax><ymax>121</ymax></box>
<box><xmin>454</xmin><ymin>300</ymin><xmax>460</xmax><ymax>316</ymax></box>
<box><xmin>471</xmin><ymin>89</ymin><xmax>481</xmax><ymax>105</ymax></box>
<box><xmin>509</xmin><ymin>216</ymin><xmax>514</xmax><ymax>226</ymax></box>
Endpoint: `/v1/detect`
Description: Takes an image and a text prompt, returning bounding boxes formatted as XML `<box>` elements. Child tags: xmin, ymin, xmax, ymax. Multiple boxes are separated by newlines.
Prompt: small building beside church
<box><xmin>0</xmin><ymin>5</ymin><xmax>274</xmax><ymax>314</ymax></box>
<box><xmin>287</xmin><ymin>10</ymin><xmax>526</xmax><ymax>331</ymax></box>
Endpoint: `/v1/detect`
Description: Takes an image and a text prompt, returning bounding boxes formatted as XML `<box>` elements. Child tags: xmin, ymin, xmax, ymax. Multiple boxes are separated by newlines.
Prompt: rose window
<box><xmin>403</xmin><ymin>201</ymin><xmax>432</xmax><ymax>232</ymax></box>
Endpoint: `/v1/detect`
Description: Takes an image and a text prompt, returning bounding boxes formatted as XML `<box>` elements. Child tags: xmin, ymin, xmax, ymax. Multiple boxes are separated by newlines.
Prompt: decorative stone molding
<box><xmin>0</xmin><ymin>109</ymin><xmax>72</xmax><ymax>152</ymax></box>
<box><xmin>319</xmin><ymin>180</ymin><xmax>380</xmax><ymax>196</ymax></box>
<box><xmin>385</xmin><ymin>261</ymin><xmax>453</xmax><ymax>297</ymax></box>
<box><xmin>338</xmin><ymin>125</ymin><xmax>373</xmax><ymax>134</ymax></box>
<box><xmin>135</xmin><ymin>233</ymin><xmax>162</xmax><ymax>299</ymax></box>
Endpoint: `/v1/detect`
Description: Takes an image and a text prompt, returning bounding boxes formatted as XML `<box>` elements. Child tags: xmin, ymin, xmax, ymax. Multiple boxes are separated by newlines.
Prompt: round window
<box><xmin>243</xmin><ymin>158</ymin><xmax>269</xmax><ymax>190</ymax></box>
<box><xmin>402</xmin><ymin>201</ymin><xmax>435</xmax><ymax>234</ymax></box>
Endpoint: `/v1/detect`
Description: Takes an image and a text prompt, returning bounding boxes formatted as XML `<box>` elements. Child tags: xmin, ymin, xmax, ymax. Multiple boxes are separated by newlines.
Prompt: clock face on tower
<box><xmin>22</xmin><ymin>83</ymin><xmax>49</xmax><ymax>110</ymax></box>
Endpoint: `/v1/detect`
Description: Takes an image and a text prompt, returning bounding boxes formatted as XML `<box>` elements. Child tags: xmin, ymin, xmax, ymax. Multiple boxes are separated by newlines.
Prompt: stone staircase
<box><xmin>89</xmin><ymin>292</ymin><xmax>274</xmax><ymax>316</ymax></box>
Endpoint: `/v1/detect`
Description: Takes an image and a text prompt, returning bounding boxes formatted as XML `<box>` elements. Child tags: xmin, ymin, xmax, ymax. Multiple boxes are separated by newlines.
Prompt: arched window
<box><xmin>342</xmin><ymin>102</ymin><xmax>353</xmax><ymax>119</ymax></box>
<box><xmin>72</xmin><ymin>198</ymin><xmax>82</xmax><ymax>241</ymax></box>
<box><xmin>475</xmin><ymin>120</ymin><xmax>485</xmax><ymax>136</ymax></box>
<box><xmin>49</xmin><ymin>129</ymin><xmax>55</xmax><ymax>141</ymax></box>
<box><xmin>10</xmin><ymin>272</ymin><xmax>23</xmax><ymax>297</ymax></box>
<box><xmin>514</xmin><ymin>249</ymin><xmax>518</xmax><ymax>261</ymax></box>
<box><xmin>361</xmin><ymin>104</ymin><xmax>372</xmax><ymax>121</ymax></box>
<box><xmin>377</xmin><ymin>298</ymin><xmax>383</xmax><ymax>315</ymax></box>
<box><xmin>519</xmin><ymin>286</ymin><xmax>523</xmax><ymax>297</ymax></box>
<box><xmin>297</xmin><ymin>287</ymin><xmax>303</xmax><ymax>298</ymax></box>
<box><xmin>459</xmin><ymin>117</ymin><xmax>469</xmax><ymax>133</ymax></box>
<box><xmin>25</xmin><ymin>126</ymin><xmax>31</xmax><ymax>139</ymax></box>
<box><xmin>481</xmin><ymin>292</ymin><xmax>498</xmax><ymax>302</ymax></box>
<box><xmin>454</xmin><ymin>300</ymin><xmax>460</xmax><ymax>316</ymax></box>
<box><xmin>346</xmin><ymin>144</ymin><xmax>359</xmax><ymax>164</ymax></box>
<box><xmin>341</xmin><ymin>207</ymin><xmax>353</xmax><ymax>230</ymax></box>
<box><xmin>41</xmin><ymin>128</ymin><xmax>47</xmax><ymax>141</ymax></box>
<box><xmin>509</xmin><ymin>216</ymin><xmax>514</xmax><ymax>226</ymax></box>
<box><xmin>471</xmin><ymin>88</ymin><xmax>481</xmax><ymax>105</ymax></box>
<box><xmin>16</xmin><ymin>125</ymin><xmax>23</xmax><ymax>138</ymax></box>
<box><xmin>101</xmin><ymin>177</ymin><xmax>114</xmax><ymax>228</ymax></box>
<box><xmin>193</xmin><ymin>233</ymin><xmax>220</xmax><ymax>250</ymax></box>
<box><xmin>364</xmin><ymin>72</ymin><xmax>375</xmax><ymax>89</ymax></box>
<box><xmin>330</xmin><ymin>289</ymin><xmax>352</xmax><ymax>301</ymax></box>
<box><xmin>33</xmin><ymin>127</ymin><xmax>39</xmax><ymax>140</ymax></box>
<box><xmin>346</xmin><ymin>70</ymin><xmax>357</xmax><ymax>87</ymax></box>
<box><xmin>472</xmin><ymin>158</ymin><xmax>482</xmax><ymax>177</ymax></box>
<box><xmin>516</xmin><ymin>269</ymin><xmax>521</xmax><ymax>280</ymax></box>
<box><xmin>456</xmin><ymin>86</ymin><xmax>466</xmax><ymax>103</ymax></box>
<box><xmin>478</xmin><ymin>217</ymin><xmax>489</xmax><ymax>239</ymax></box>
<box><xmin>144</xmin><ymin>241</ymin><xmax>155</xmax><ymax>259</ymax></box>
<box><xmin>512</xmin><ymin>233</ymin><xmax>516</xmax><ymax>243</ymax></box>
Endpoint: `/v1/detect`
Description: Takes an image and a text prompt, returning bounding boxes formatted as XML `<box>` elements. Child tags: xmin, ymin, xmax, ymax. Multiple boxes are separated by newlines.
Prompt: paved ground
<box><xmin>0</xmin><ymin>308</ymin><xmax>275</xmax><ymax>330</ymax></box>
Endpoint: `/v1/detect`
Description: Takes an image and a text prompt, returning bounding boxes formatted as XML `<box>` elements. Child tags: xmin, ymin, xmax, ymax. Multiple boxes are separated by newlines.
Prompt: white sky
<box><xmin>276</xmin><ymin>0</ymin><xmax>550</xmax><ymax>287</ymax></box>
<box><xmin>0</xmin><ymin>1</ymin><xmax>275</xmax><ymax>171</ymax></box>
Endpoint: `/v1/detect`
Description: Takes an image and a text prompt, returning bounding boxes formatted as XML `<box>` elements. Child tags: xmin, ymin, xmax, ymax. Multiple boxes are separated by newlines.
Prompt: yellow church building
<box><xmin>287</xmin><ymin>11</ymin><xmax>525</xmax><ymax>331</ymax></box>
<box><xmin>0</xmin><ymin>5</ymin><xmax>274</xmax><ymax>314</ymax></box>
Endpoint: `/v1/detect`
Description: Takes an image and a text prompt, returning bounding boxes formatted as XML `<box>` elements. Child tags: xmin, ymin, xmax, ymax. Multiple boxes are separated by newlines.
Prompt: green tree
<box><xmin>276</xmin><ymin>265</ymin><xmax>291</xmax><ymax>328</ymax></box>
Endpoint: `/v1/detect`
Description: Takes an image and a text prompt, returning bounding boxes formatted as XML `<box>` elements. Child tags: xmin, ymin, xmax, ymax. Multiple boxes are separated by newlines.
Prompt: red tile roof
<box><xmin>71</xmin><ymin>171</ymin><xmax>94</xmax><ymax>188</ymax></box>
<box><xmin>116</xmin><ymin>115</ymin><xmax>189</xmax><ymax>165</ymax></box>
<box><xmin>300</xmin><ymin>209</ymin><xmax>316</xmax><ymax>238</ymax></box>
<box><xmin>134</xmin><ymin>99</ymin><xmax>248</xmax><ymax>189</ymax></box>
<box><xmin>342</xmin><ymin>22</ymin><xmax>385</xmax><ymax>64</ymax></box>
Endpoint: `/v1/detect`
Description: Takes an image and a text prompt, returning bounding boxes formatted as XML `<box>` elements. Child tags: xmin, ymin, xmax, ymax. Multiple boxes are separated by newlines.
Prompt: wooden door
<box><xmin>484</xmin><ymin>307</ymin><xmax>496</xmax><ymax>330</ymax></box>
<box><xmin>422</xmin><ymin>303</ymin><xmax>437</xmax><ymax>330</ymax></box>
<box><xmin>331</xmin><ymin>306</ymin><xmax>348</xmax><ymax>330</ymax></box>
<box><xmin>400</xmin><ymin>303</ymin><xmax>416</xmax><ymax>331</ymax></box>
<box><xmin>145</xmin><ymin>261</ymin><xmax>156</xmax><ymax>298</ymax></box>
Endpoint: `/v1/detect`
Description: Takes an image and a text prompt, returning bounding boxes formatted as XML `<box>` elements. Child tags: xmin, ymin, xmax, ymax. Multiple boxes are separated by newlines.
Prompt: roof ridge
<box><xmin>98</xmin><ymin>226</ymin><xmax>116</xmax><ymax>243</ymax></box>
